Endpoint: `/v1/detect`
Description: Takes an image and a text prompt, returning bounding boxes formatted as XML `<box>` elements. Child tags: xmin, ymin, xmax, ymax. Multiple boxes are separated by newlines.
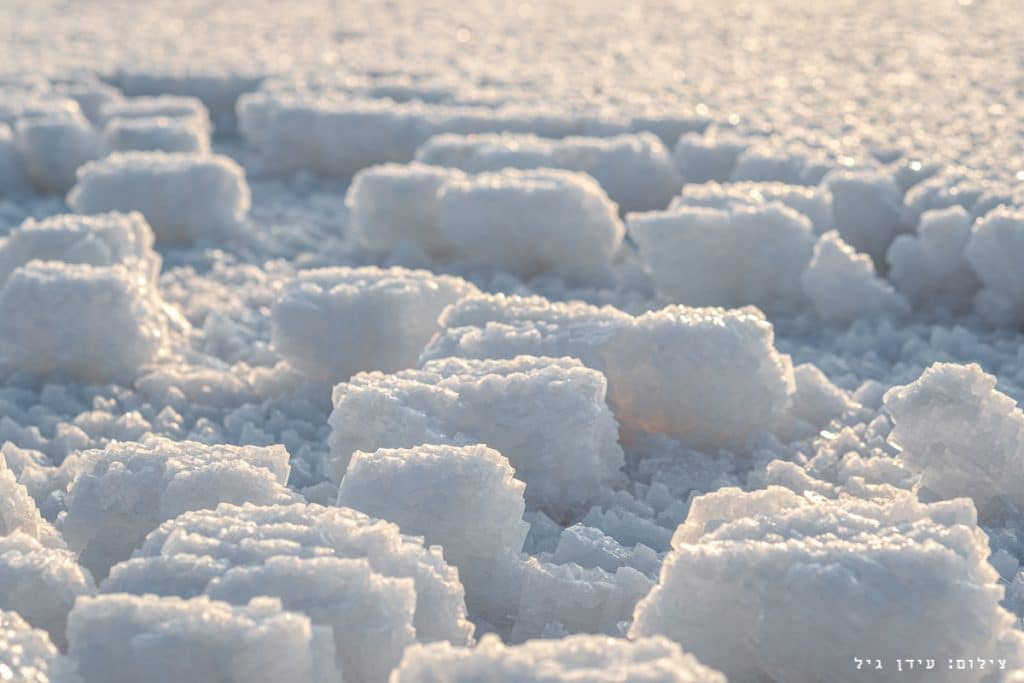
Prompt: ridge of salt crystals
<box><xmin>338</xmin><ymin>443</ymin><xmax>528</xmax><ymax>631</ymax></box>
<box><xmin>0</xmin><ymin>261</ymin><xmax>171</xmax><ymax>384</ymax></box>
<box><xmin>67</xmin><ymin>152</ymin><xmax>250</xmax><ymax>244</ymax></box>
<box><xmin>628</xmin><ymin>203</ymin><xmax>817</xmax><ymax>315</ymax></box>
<box><xmin>0</xmin><ymin>609</ymin><xmax>81</xmax><ymax>683</ymax></box>
<box><xmin>347</xmin><ymin>165</ymin><xmax>625</xmax><ymax>285</ymax></box>
<box><xmin>391</xmin><ymin>633</ymin><xmax>725</xmax><ymax>683</ymax></box>
<box><xmin>415</xmin><ymin>131</ymin><xmax>682</xmax><ymax>213</ymax></box>
<box><xmin>0</xmin><ymin>211</ymin><xmax>160</xmax><ymax>287</ymax></box>
<box><xmin>270</xmin><ymin>266</ymin><xmax>480</xmax><ymax>384</ymax></box>
<box><xmin>668</xmin><ymin>179</ymin><xmax>833</xmax><ymax>233</ymax></box>
<box><xmin>103</xmin><ymin>502</ymin><xmax>475</xmax><ymax>648</ymax></box>
<box><xmin>68</xmin><ymin>594</ymin><xmax>340</xmax><ymax>683</ymax></box>
<box><xmin>0</xmin><ymin>452</ymin><xmax>64</xmax><ymax>549</ymax></box>
<box><xmin>105</xmin><ymin>72</ymin><xmax>261</xmax><ymax>134</ymax></box>
<box><xmin>61</xmin><ymin>437</ymin><xmax>297</xmax><ymax>578</ymax></box>
<box><xmin>421</xmin><ymin>294</ymin><xmax>795</xmax><ymax>448</ymax></box>
<box><xmin>965</xmin><ymin>206</ymin><xmax>1024</xmax><ymax>326</ymax></box>
<box><xmin>822</xmin><ymin>168</ymin><xmax>907</xmax><ymax>266</ymax></box>
<box><xmin>96</xmin><ymin>95</ymin><xmax>211</xmax><ymax>132</ymax></box>
<box><xmin>328</xmin><ymin>356</ymin><xmax>624</xmax><ymax>517</ymax></box>
<box><xmin>886</xmin><ymin>205</ymin><xmax>979</xmax><ymax>314</ymax></box>
<box><xmin>800</xmin><ymin>230</ymin><xmax>910</xmax><ymax>324</ymax></box>
<box><xmin>884</xmin><ymin>362</ymin><xmax>1024</xmax><ymax>523</ymax></box>
<box><xmin>631</xmin><ymin>486</ymin><xmax>1024</xmax><ymax>683</ymax></box>
<box><xmin>14</xmin><ymin>112</ymin><xmax>103</xmax><ymax>195</ymax></box>
<box><xmin>0</xmin><ymin>532</ymin><xmax>95</xmax><ymax>650</ymax></box>
<box><xmin>205</xmin><ymin>556</ymin><xmax>415</xmax><ymax>683</ymax></box>
<box><xmin>672</xmin><ymin>128</ymin><xmax>748</xmax><ymax>184</ymax></box>
<box><xmin>103</xmin><ymin>115</ymin><xmax>211</xmax><ymax>154</ymax></box>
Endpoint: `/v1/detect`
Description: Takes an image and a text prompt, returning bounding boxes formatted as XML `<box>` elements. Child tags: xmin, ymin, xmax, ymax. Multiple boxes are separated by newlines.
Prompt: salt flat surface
<box><xmin>1</xmin><ymin>0</ymin><xmax>1023</xmax><ymax>681</ymax></box>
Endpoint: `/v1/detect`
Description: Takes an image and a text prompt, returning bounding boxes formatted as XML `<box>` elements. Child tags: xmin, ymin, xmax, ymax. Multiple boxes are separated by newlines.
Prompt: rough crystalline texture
<box><xmin>61</xmin><ymin>437</ymin><xmax>296</xmax><ymax>578</ymax></box>
<box><xmin>672</xmin><ymin>129</ymin><xmax>748</xmax><ymax>183</ymax></box>
<box><xmin>338</xmin><ymin>444</ymin><xmax>528</xmax><ymax>629</ymax></box>
<box><xmin>237</xmin><ymin>92</ymin><xmax>429</xmax><ymax>176</ymax></box>
<box><xmin>103</xmin><ymin>116</ymin><xmax>211</xmax><ymax>154</ymax></box>
<box><xmin>0</xmin><ymin>453</ymin><xmax>64</xmax><ymax>549</ymax></box>
<box><xmin>630</xmin><ymin>486</ymin><xmax>1024</xmax><ymax>683</ymax></box>
<box><xmin>669</xmin><ymin>180</ymin><xmax>833</xmax><ymax>233</ymax></box>
<box><xmin>0</xmin><ymin>609</ymin><xmax>81</xmax><ymax>683</ymax></box>
<box><xmin>729</xmin><ymin>140</ymin><xmax>833</xmax><ymax>186</ymax></box>
<box><xmin>0</xmin><ymin>262</ymin><xmax>170</xmax><ymax>384</ymax></box>
<box><xmin>965</xmin><ymin>207</ymin><xmax>1024</xmax><ymax>326</ymax></box>
<box><xmin>628</xmin><ymin>203</ymin><xmax>816</xmax><ymax>315</ymax></box>
<box><xmin>823</xmin><ymin>168</ymin><xmax>907</xmax><ymax>266</ymax></box>
<box><xmin>346</xmin><ymin>164</ymin><xmax>625</xmax><ymax>285</ymax></box>
<box><xmin>391</xmin><ymin>634</ymin><xmax>726</xmax><ymax>683</ymax></box>
<box><xmin>421</xmin><ymin>295</ymin><xmax>795</xmax><ymax>449</ymax></box>
<box><xmin>67</xmin><ymin>152</ymin><xmax>250</xmax><ymax>245</ymax></box>
<box><xmin>106</xmin><ymin>71</ymin><xmax>261</xmax><ymax>135</ymax></box>
<box><xmin>57</xmin><ymin>81</ymin><xmax>122</xmax><ymax>125</ymax></box>
<box><xmin>0</xmin><ymin>212</ymin><xmax>160</xmax><ymax>287</ymax></box>
<box><xmin>347</xmin><ymin>163</ymin><xmax>462</xmax><ymax>258</ymax></box>
<box><xmin>270</xmin><ymin>266</ymin><xmax>479</xmax><ymax>384</ymax></box>
<box><xmin>886</xmin><ymin>206</ymin><xmax>979</xmax><ymax>313</ymax></box>
<box><xmin>0</xmin><ymin>532</ymin><xmax>95</xmax><ymax>649</ymax></box>
<box><xmin>237</xmin><ymin>90</ymin><xmax>660</xmax><ymax>179</ymax></box>
<box><xmin>884</xmin><ymin>362</ymin><xmax>1024</xmax><ymax>523</ymax></box>
<box><xmin>511</xmin><ymin>558</ymin><xmax>653</xmax><ymax>643</ymax></box>
<box><xmin>14</xmin><ymin>112</ymin><xmax>103</xmax><ymax>194</ymax></box>
<box><xmin>435</xmin><ymin>168</ymin><xmax>624</xmax><ymax>284</ymax></box>
<box><xmin>328</xmin><ymin>356</ymin><xmax>624</xmax><ymax>517</ymax></box>
<box><xmin>800</xmin><ymin>230</ymin><xmax>910</xmax><ymax>324</ymax></box>
<box><xmin>97</xmin><ymin>95</ymin><xmax>211</xmax><ymax>132</ymax></box>
<box><xmin>67</xmin><ymin>594</ymin><xmax>339</xmax><ymax>683</ymax></box>
<box><xmin>205</xmin><ymin>555</ymin><xmax>416</xmax><ymax>683</ymax></box>
<box><xmin>103</xmin><ymin>503</ymin><xmax>474</xmax><ymax>647</ymax></box>
<box><xmin>415</xmin><ymin>132</ymin><xmax>682</xmax><ymax>213</ymax></box>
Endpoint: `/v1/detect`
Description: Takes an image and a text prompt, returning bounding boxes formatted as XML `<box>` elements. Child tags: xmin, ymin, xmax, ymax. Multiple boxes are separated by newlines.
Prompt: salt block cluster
<box><xmin>270</xmin><ymin>266</ymin><xmax>479</xmax><ymax>384</ymax></box>
<box><xmin>885</xmin><ymin>362</ymin><xmax>1024</xmax><ymax>524</ymax></box>
<box><xmin>416</xmin><ymin>132</ymin><xmax>682</xmax><ymax>212</ymax></box>
<box><xmin>0</xmin><ymin>453</ymin><xmax>63</xmax><ymax>547</ymax></box>
<box><xmin>0</xmin><ymin>532</ymin><xmax>95</xmax><ymax>649</ymax></box>
<box><xmin>0</xmin><ymin>609</ymin><xmax>81</xmax><ymax>683</ymax></box>
<box><xmin>800</xmin><ymin>230</ymin><xmax>910</xmax><ymax>323</ymax></box>
<box><xmin>965</xmin><ymin>207</ymin><xmax>1024</xmax><ymax>326</ymax></box>
<box><xmin>103</xmin><ymin>116</ymin><xmax>210</xmax><ymax>154</ymax></box>
<box><xmin>104</xmin><ymin>503</ymin><xmax>474</xmax><ymax>647</ymax></box>
<box><xmin>823</xmin><ymin>168</ymin><xmax>907</xmax><ymax>266</ymax></box>
<box><xmin>61</xmin><ymin>437</ymin><xmax>296</xmax><ymax>577</ymax></box>
<box><xmin>68</xmin><ymin>152</ymin><xmax>250</xmax><ymax>244</ymax></box>
<box><xmin>334</xmin><ymin>441</ymin><xmax>649</xmax><ymax>640</ymax></box>
<box><xmin>347</xmin><ymin>164</ymin><xmax>624</xmax><ymax>284</ymax></box>
<box><xmin>0</xmin><ymin>211</ymin><xmax>160</xmax><ymax>286</ymax></box>
<box><xmin>14</xmin><ymin>112</ymin><xmax>103</xmax><ymax>194</ymax></box>
<box><xmin>96</xmin><ymin>95</ymin><xmax>210</xmax><ymax>131</ymax></box>
<box><xmin>106</xmin><ymin>70</ymin><xmax>262</xmax><ymax>134</ymax></box>
<box><xmin>672</xmin><ymin>128</ymin><xmax>749</xmax><ymax>183</ymax></box>
<box><xmin>391</xmin><ymin>634</ymin><xmax>725</xmax><ymax>683</ymax></box>
<box><xmin>631</xmin><ymin>486</ymin><xmax>1023</xmax><ymax>683</ymax></box>
<box><xmin>328</xmin><ymin>356</ymin><xmax>624</xmax><ymax>517</ymax></box>
<box><xmin>669</xmin><ymin>180</ymin><xmax>833</xmax><ymax>233</ymax></box>
<box><xmin>422</xmin><ymin>294</ymin><xmax>795</xmax><ymax>448</ymax></box>
<box><xmin>338</xmin><ymin>444</ymin><xmax>528</xmax><ymax>629</ymax></box>
<box><xmin>886</xmin><ymin>206</ymin><xmax>978</xmax><ymax>313</ymax></box>
<box><xmin>629</xmin><ymin>203</ymin><xmax>816</xmax><ymax>315</ymax></box>
<box><xmin>68</xmin><ymin>594</ymin><xmax>340</xmax><ymax>683</ymax></box>
<box><xmin>0</xmin><ymin>262</ymin><xmax>171</xmax><ymax>384</ymax></box>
